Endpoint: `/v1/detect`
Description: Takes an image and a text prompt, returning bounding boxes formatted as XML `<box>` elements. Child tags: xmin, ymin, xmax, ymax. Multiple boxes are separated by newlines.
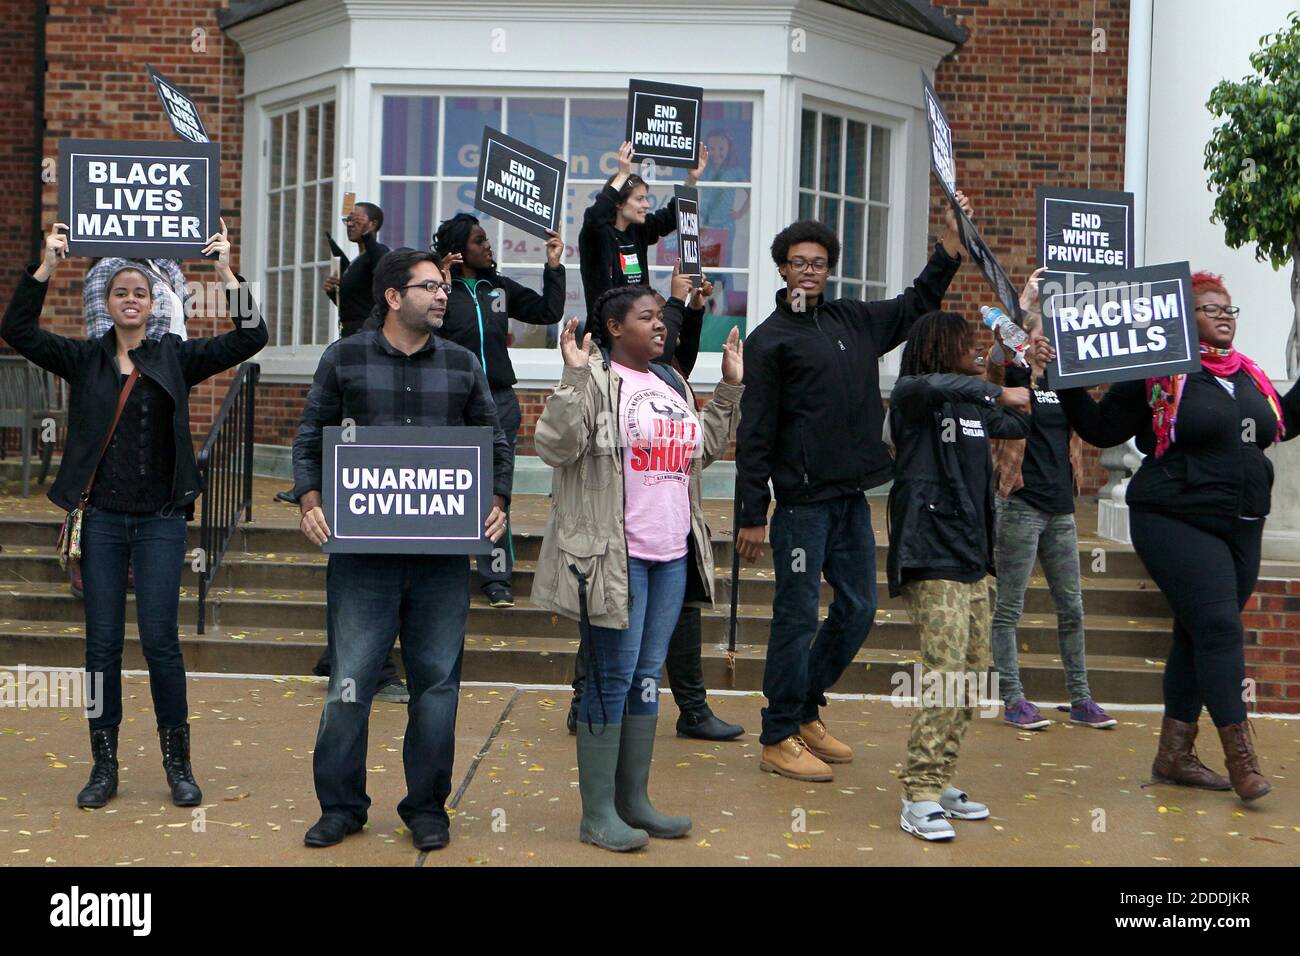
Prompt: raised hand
<box><xmin>1020</xmin><ymin>266</ymin><xmax>1047</xmax><ymax>315</ymax></box>
<box><xmin>203</xmin><ymin>218</ymin><xmax>237</xmax><ymax>287</ymax></box>
<box><xmin>34</xmin><ymin>222</ymin><xmax>70</xmax><ymax>282</ymax></box>
<box><xmin>617</xmin><ymin>141</ymin><xmax>634</xmax><ymax>177</ymax></box>
<box><xmin>721</xmin><ymin>326</ymin><xmax>744</xmax><ymax>385</ymax></box>
<box><xmin>686</xmin><ymin>142</ymin><xmax>709</xmax><ymax>186</ymax></box>
<box><xmin>559</xmin><ymin>317</ymin><xmax>591</xmax><ymax>369</ymax></box>
<box><xmin>544</xmin><ymin>229</ymin><xmax>564</xmax><ymax>268</ymax></box>
<box><xmin>689</xmin><ymin>276</ymin><xmax>714</xmax><ymax>311</ymax></box>
<box><xmin>438</xmin><ymin>251</ymin><xmax>463</xmax><ymax>277</ymax></box>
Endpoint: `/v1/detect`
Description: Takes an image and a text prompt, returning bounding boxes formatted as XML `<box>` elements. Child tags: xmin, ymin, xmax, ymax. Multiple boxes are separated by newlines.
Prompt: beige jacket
<box><xmin>531</xmin><ymin>343</ymin><xmax>743</xmax><ymax>630</ymax></box>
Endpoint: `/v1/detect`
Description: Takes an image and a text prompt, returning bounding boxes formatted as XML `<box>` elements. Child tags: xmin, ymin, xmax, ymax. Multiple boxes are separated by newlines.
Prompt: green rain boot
<box><xmin>577</xmin><ymin>723</ymin><xmax>649</xmax><ymax>852</ymax></box>
<box><xmin>615</xmin><ymin>714</ymin><xmax>692</xmax><ymax>839</ymax></box>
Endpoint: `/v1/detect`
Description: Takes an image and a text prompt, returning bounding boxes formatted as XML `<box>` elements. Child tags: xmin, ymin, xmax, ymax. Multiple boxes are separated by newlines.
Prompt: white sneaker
<box><xmin>900</xmin><ymin>799</ymin><xmax>956</xmax><ymax>841</ymax></box>
<box><xmin>939</xmin><ymin>786</ymin><xmax>990</xmax><ymax>820</ymax></box>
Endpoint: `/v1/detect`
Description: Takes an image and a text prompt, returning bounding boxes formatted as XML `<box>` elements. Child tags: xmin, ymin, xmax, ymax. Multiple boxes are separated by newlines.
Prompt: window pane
<box><xmin>507</xmin><ymin>97</ymin><xmax>564</xmax><ymax>158</ymax></box>
<box><xmin>284</xmin><ymin>110</ymin><xmax>299</xmax><ymax>187</ymax></box>
<box><xmin>568</xmin><ymin>98</ymin><xmax>624</xmax><ymax>180</ymax></box>
<box><xmin>819</xmin><ymin>115</ymin><xmax>841</xmax><ymax>193</ymax></box>
<box><xmin>438</xmin><ymin>180</ymin><xmax>480</xmax><ymax>233</ymax></box>
<box><xmin>702</xmin><ymin>101</ymin><xmax>753</xmax><ymax>181</ymax></box>
<box><xmin>264</xmin><ymin>272</ymin><xmax>280</xmax><ymax>347</ymax></box>
<box><xmin>841</xmin><ymin>280</ymin><xmax>862</xmax><ymax>302</ymax></box>
<box><xmin>321</xmin><ymin>101</ymin><xmax>335</xmax><ymax>178</ymax></box>
<box><xmin>314</xmin><ymin>264</ymin><xmax>332</xmax><ymax>345</ymax></box>
<box><xmin>799</xmin><ymin>110</ymin><xmax>816</xmax><ymax>190</ymax></box>
<box><xmin>866</xmin><ymin>205</ymin><xmax>888</xmax><ymax>284</ymax></box>
<box><xmin>504</xmin><ymin>269</ymin><xmax>559</xmax><ymax>350</ymax></box>
<box><xmin>697</xmin><ymin>272</ymin><xmax>748</xmax><ymax>353</ymax></box>
<box><xmin>381</xmin><ymin>96</ymin><xmax>438</xmax><ymax>177</ymax></box>
<box><xmin>845</xmin><ymin>120</ymin><xmax>867</xmax><ymax>198</ymax></box>
<box><xmin>498</xmin><ymin>217</ymin><xmax>549</xmax><ymax>267</ymax></box>
<box><xmin>869</xmin><ymin>125</ymin><xmax>891</xmax><ymax>202</ymax></box>
<box><xmin>305</xmin><ymin>104</ymin><xmax>320</xmax><ymax>182</ymax></box>
<box><xmin>698</xmin><ymin>186</ymin><xmax>750</xmax><ymax>269</ymax></box>
<box><xmin>282</xmin><ymin>188</ymin><xmax>297</xmax><ymax>269</ymax></box>
<box><xmin>316</xmin><ymin>182</ymin><xmax>334</xmax><ymax>261</ymax></box>
<box><xmin>644</xmin><ymin>184</ymin><xmax>680</xmax><ymax>269</ymax></box>
<box><xmin>270</xmin><ymin>115</ymin><xmax>283</xmax><ymax>188</ymax></box>
<box><xmin>266</xmin><ymin>192</ymin><xmax>282</xmax><ymax>268</ymax></box>
<box><xmin>379</xmin><ymin>180</ymin><xmax>435</xmax><ymax>252</ymax></box>
<box><xmin>299</xmin><ymin>266</ymin><xmax>316</xmax><ymax>347</ymax></box>
<box><xmin>842</xmin><ymin>200</ymin><xmax>865</xmax><ymax>279</ymax></box>
<box><xmin>798</xmin><ymin>191</ymin><xmax>815</xmax><ymax>221</ymax></box>
<box><xmin>281</xmin><ymin>269</ymin><xmax>297</xmax><ymax>348</ymax></box>
<box><xmin>300</xmin><ymin>181</ymin><xmax>317</xmax><ymax>262</ymax></box>
<box><xmin>818</xmin><ymin>195</ymin><xmax>839</xmax><ymax>233</ymax></box>
<box><xmin>444</xmin><ymin>96</ymin><xmax>501</xmax><ymax>177</ymax></box>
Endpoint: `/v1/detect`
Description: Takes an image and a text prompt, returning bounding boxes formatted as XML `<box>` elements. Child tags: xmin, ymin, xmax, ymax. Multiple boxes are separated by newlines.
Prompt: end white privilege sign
<box><xmin>1039</xmin><ymin>262</ymin><xmax>1200</xmax><ymax>390</ymax></box>
<box><xmin>473</xmin><ymin>127</ymin><xmax>566</xmax><ymax>239</ymax></box>
<box><xmin>1037</xmin><ymin>187</ymin><xmax>1134</xmax><ymax>279</ymax></box>
<box><xmin>626</xmin><ymin>79</ymin><xmax>703</xmax><ymax>169</ymax></box>
<box><xmin>322</xmin><ymin>426</ymin><xmax>494</xmax><ymax>555</ymax></box>
<box><xmin>58</xmin><ymin>138</ymin><xmax>221</xmax><ymax>259</ymax></box>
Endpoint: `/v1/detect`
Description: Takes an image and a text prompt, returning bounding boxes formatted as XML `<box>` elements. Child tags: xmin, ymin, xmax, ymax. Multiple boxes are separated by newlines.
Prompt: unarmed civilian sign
<box><xmin>1039</xmin><ymin>262</ymin><xmax>1199</xmax><ymax>389</ymax></box>
<box><xmin>674</xmin><ymin>185</ymin><xmax>701</xmax><ymax>284</ymax></box>
<box><xmin>1037</xmin><ymin>187</ymin><xmax>1134</xmax><ymax>279</ymax></box>
<box><xmin>626</xmin><ymin>79</ymin><xmax>702</xmax><ymax>169</ymax></box>
<box><xmin>922</xmin><ymin>70</ymin><xmax>958</xmax><ymax>203</ymax></box>
<box><xmin>322</xmin><ymin>426</ymin><xmax>494</xmax><ymax>555</ymax></box>
<box><xmin>147</xmin><ymin>65</ymin><xmax>209</xmax><ymax>144</ymax></box>
<box><xmin>474</xmin><ymin>127</ymin><xmax>566</xmax><ymax>239</ymax></box>
<box><xmin>58</xmin><ymin>138</ymin><xmax>220</xmax><ymax>259</ymax></box>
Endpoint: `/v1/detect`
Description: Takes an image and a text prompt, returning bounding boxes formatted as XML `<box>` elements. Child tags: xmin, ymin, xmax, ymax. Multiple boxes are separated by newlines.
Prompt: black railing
<box><xmin>196</xmin><ymin>363</ymin><xmax>259</xmax><ymax>634</ymax></box>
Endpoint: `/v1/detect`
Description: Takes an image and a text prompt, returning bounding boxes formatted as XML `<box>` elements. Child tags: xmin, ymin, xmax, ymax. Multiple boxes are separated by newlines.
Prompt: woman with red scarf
<box><xmin>1059</xmin><ymin>271</ymin><xmax>1300</xmax><ymax>802</ymax></box>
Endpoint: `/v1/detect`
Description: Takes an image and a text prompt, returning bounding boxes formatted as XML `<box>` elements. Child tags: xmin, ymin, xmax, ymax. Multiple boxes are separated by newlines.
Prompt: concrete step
<box><xmin>0</xmin><ymin>620</ymin><xmax>1166</xmax><ymax>704</ymax></box>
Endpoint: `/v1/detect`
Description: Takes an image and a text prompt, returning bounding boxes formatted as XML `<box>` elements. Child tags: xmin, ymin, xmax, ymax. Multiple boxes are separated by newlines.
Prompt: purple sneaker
<box><xmin>1003</xmin><ymin>699</ymin><xmax>1051</xmax><ymax>730</ymax></box>
<box><xmin>1070</xmin><ymin>699</ymin><xmax>1117</xmax><ymax>729</ymax></box>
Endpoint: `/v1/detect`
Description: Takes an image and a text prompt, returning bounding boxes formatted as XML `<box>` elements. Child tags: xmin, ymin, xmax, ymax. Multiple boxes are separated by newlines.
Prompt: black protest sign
<box><xmin>322</xmin><ymin>426</ymin><xmax>494</xmax><ymax>555</ymax></box>
<box><xmin>474</xmin><ymin>127</ymin><xmax>566</xmax><ymax>239</ymax></box>
<box><xmin>1037</xmin><ymin>187</ymin><xmax>1133</xmax><ymax>277</ymax></box>
<box><xmin>1039</xmin><ymin>262</ymin><xmax>1199</xmax><ymax>390</ymax></box>
<box><xmin>674</xmin><ymin>185</ymin><xmax>701</xmax><ymax>284</ymax></box>
<box><xmin>950</xmin><ymin>196</ymin><xmax>1021</xmax><ymax>320</ymax></box>
<box><xmin>922</xmin><ymin>70</ymin><xmax>957</xmax><ymax>203</ymax></box>
<box><xmin>147</xmin><ymin>65</ymin><xmax>209</xmax><ymax>144</ymax></box>
<box><xmin>58</xmin><ymin>138</ymin><xmax>220</xmax><ymax>259</ymax></box>
<box><xmin>625</xmin><ymin>79</ymin><xmax>702</xmax><ymax>169</ymax></box>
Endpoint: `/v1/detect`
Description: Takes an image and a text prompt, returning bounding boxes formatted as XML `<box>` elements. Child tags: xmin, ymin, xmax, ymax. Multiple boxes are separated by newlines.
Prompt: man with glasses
<box><xmin>292</xmin><ymin>249</ymin><xmax>511</xmax><ymax>851</ymax></box>
<box><xmin>735</xmin><ymin>195</ymin><xmax>972</xmax><ymax>781</ymax></box>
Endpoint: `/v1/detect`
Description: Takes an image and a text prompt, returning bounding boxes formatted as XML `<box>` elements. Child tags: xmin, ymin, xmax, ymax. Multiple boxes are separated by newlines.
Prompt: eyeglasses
<box><xmin>1195</xmin><ymin>305</ymin><xmax>1240</xmax><ymax>318</ymax></box>
<box><xmin>399</xmin><ymin>281</ymin><xmax>451</xmax><ymax>295</ymax></box>
<box><xmin>785</xmin><ymin>257</ymin><xmax>830</xmax><ymax>274</ymax></box>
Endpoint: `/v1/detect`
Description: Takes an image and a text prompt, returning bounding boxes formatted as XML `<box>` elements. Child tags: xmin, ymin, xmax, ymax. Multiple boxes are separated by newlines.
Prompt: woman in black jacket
<box><xmin>429</xmin><ymin>212</ymin><xmax>566</xmax><ymax>607</ymax></box>
<box><xmin>885</xmin><ymin>311</ymin><xmax>1032</xmax><ymax>841</ymax></box>
<box><xmin>1</xmin><ymin>221</ymin><xmax>268</xmax><ymax>810</ymax></box>
<box><xmin>1059</xmin><ymin>270</ymin><xmax>1300</xmax><ymax>802</ymax></box>
<box><xmin>577</xmin><ymin>141</ymin><xmax>707</xmax><ymax>319</ymax></box>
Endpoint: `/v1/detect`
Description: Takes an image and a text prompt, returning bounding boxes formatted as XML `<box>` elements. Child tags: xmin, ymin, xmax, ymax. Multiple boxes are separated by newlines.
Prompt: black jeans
<box><xmin>571</xmin><ymin>606</ymin><xmax>709</xmax><ymax>717</ymax></box>
<box><xmin>477</xmin><ymin>386</ymin><xmax>520</xmax><ymax>590</ymax></box>
<box><xmin>1130</xmin><ymin>509</ymin><xmax>1261</xmax><ymax>727</ymax></box>
<box><xmin>80</xmin><ymin>507</ymin><xmax>189</xmax><ymax>730</ymax></box>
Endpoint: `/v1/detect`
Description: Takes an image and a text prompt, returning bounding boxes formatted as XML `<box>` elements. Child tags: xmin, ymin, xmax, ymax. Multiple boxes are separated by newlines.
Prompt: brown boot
<box><xmin>799</xmin><ymin>719</ymin><xmax>853</xmax><ymax>763</ymax></box>
<box><xmin>1150</xmin><ymin>715</ymin><xmax>1230</xmax><ymax>791</ymax></box>
<box><xmin>1217</xmin><ymin>720</ymin><xmax>1271</xmax><ymax>801</ymax></box>
<box><xmin>760</xmin><ymin>735</ymin><xmax>833</xmax><ymax>782</ymax></box>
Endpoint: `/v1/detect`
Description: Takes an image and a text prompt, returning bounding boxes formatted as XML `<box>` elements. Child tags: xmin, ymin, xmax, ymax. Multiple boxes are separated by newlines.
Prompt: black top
<box><xmin>735</xmin><ymin>243</ymin><xmax>962</xmax><ymax>526</ymax></box>
<box><xmin>1060</xmin><ymin>368</ymin><xmax>1300</xmax><ymax>519</ymax></box>
<box><xmin>1</xmin><ymin>268</ymin><xmax>268</xmax><ymax>516</ymax></box>
<box><xmin>91</xmin><ymin>373</ymin><xmax>176</xmax><ymax>514</ymax></box>
<box><xmin>1005</xmin><ymin>365</ymin><xmax>1074</xmax><ymax>514</ymax></box>
<box><xmin>328</xmin><ymin>236</ymin><xmax>390</xmax><ymax>337</ymax></box>
<box><xmin>578</xmin><ymin>184</ymin><xmax>678</xmax><ymax>319</ymax></box>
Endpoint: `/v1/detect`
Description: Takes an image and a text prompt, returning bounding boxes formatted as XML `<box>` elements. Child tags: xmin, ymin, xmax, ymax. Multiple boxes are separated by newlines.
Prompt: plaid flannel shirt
<box><xmin>83</xmin><ymin>257</ymin><xmax>190</xmax><ymax>340</ymax></box>
<box><xmin>291</xmin><ymin>325</ymin><xmax>514</xmax><ymax>501</ymax></box>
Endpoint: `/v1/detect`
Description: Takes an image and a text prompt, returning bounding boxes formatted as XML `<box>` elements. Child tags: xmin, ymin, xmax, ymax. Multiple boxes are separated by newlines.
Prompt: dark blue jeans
<box><xmin>760</xmin><ymin>494</ymin><xmax>877</xmax><ymax>745</ymax></box>
<box><xmin>79</xmin><ymin>507</ymin><xmax>189</xmax><ymax>731</ymax></box>
<box><xmin>312</xmin><ymin>552</ymin><xmax>469</xmax><ymax>829</ymax></box>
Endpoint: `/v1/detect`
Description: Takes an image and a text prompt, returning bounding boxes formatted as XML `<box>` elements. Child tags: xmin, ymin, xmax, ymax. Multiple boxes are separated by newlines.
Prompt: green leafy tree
<box><xmin>1205</xmin><ymin>11</ymin><xmax>1300</xmax><ymax>378</ymax></box>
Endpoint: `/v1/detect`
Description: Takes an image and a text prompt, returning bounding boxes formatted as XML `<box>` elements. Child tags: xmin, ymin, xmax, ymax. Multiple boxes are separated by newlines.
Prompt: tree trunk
<box><xmin>1289</xmin><ymin>235</ymin><xmax>1300</xmax><ymax>381</ymax></box>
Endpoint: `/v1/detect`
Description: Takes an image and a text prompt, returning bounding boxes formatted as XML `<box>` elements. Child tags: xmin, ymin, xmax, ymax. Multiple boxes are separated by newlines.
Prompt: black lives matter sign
<box><xmin>1037</xmin><ymin>187</ymin><xmax>1134</xmax><ymax>278</ymax></box>
<box><xmin>147</xmin><ymin>65</ymin><xmax>209</xmax><ymax>144</ymax></box>
<box><xmin>674</xmin><ymin>185</ymin><xmax>701</xmax><ymax>283</ymax></box>
<box><xmin>322</xmin><ymin>426</ymin><xmax>493</xmax><ymax>555</ymax></box>
<box><xmin>474</xmin><ymin>127</ymin><xmax>566</xmax><ymax>239</ymax></box>
<box><xmin>626</xmin><ymin>79</ymin><xmax>702</xmax><ymax>169</ymax></box>
<box><xmin>59</xmin><ymin>138</ymin><xmax>220</xmax><ymax>259</ymax></box>
<box><xmin>1040</xmin><ymin>262</ymin><xmax>1199</xmax><ymax>389</ymax></box>
<box><xmin>922</xmin><ymin>70</ymin><xmax>957</xmax><ymax>203</ymax></box>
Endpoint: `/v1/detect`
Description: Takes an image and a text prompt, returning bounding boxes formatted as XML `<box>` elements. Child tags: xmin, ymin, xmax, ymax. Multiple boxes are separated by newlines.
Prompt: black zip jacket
<box><xmin>1</xmin><ymin>266</ymin><xmax>268</xmax><ymax>516</ymax></box>
<box><xmin>885</xmin><ymin>373</ymin><xmax>1029</xmax><ymax>597</ymax></box>
<box><xmin>736</xmin><ymin>243</ymin><xmax>962</xmax><ymax>526</ymax></box>
<box><xmin>578</xmin><ymin>183</ymin><xmax>678</xmax><ymax>317</ymax></box>
<box><xmin>1060</xmin><ymin>370</ymin><xmax>1300</xmax><ymax>518</ymax></box>
<box><xmin>435</xmin><ymin>266</ymin><xmax>565</xmax><ymax>390</ymax></box>
<box><xmin>656</xmin><ymin>296</ymin><xmax>705</xmax><ymax>377</ymax></box>
<box><xmin>326</xmin><ymin>234</ymin><xmax>389</xmax><ymax>337</ymax></box>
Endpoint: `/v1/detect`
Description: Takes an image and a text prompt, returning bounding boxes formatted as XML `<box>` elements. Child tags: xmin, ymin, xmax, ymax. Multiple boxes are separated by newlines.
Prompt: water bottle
<box><xmin>981</xmin><ymin>305</ymin><xmax>1029</xmax><ymax>367</ymax></box>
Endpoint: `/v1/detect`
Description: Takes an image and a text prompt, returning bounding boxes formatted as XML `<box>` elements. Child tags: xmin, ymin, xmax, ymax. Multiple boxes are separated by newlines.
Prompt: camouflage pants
<box><xmin>899</xmin><ymin>579</ymin><xmax>991</xmax><ymax>802</ymax></box>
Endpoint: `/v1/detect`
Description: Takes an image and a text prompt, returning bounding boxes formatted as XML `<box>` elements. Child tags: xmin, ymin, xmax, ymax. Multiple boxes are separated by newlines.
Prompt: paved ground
<box><xmin>0</xmin><ymin>673</ymin><xmax>1296</xmax><ymax>867</ymax></box>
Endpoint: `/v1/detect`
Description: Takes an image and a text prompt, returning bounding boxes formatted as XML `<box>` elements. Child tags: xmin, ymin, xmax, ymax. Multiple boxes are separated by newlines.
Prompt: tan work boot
<box><xmin>799</xmin><ymin>719</ymin><xmax>853</xmax><ymax>764</ymax></box>
<box><xmin>760</xmin><ymin>735</ymin><xmax>833</xmax><ymax>782</ymax></box>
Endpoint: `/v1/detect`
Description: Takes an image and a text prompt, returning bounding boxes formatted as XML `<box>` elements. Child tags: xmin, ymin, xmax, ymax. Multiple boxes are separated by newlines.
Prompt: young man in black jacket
<box><xmin>324</xmin><ymin>201</ymin><xmax>390</xmax><ymax>337</ymax></box>
<box><xmin>735</xmin><ymin>194</ymin><xmax>970</xmax><ymax>781</ymax></box>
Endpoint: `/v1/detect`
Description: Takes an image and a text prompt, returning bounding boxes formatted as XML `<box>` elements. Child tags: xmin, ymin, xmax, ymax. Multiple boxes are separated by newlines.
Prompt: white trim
<box><xmin>1124</xmin><ymin>0</ymin><xmax>1154</xmax><ymax>267</ymax></box>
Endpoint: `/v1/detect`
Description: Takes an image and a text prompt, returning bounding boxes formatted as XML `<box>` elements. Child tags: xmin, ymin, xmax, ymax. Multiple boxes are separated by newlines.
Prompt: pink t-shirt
<box><xmin>612</xmin><ymin>362</ymin><xmax>701</xmax><ymax>562</ymax></box>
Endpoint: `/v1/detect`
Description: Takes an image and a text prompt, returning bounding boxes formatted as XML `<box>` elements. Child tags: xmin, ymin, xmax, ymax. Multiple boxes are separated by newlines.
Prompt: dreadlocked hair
<box><xmin>898</xmin><ymin>311</ymin><xmax>973</xmax><ymax>376</ymax></box>
<box><xmin>587</xmin><ymin>284</ymin><xmax>655</xmax><ymax>350</ymax></box>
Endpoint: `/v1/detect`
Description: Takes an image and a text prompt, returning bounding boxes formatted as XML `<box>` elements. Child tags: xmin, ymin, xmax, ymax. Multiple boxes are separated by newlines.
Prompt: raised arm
<box><xmin>534</xmin><ymin>318</ymin><xmax>598</xmax><ymax>468</ymax></box>
<box><xmin>500</xmin><ymin>235</ymin><xmax>565</xmax><ymax>326</ymax></box>
<box><xmin>1</xmin><ymin>225</ymin><xmax>89</xmax><ymax>381</ymax></box>
<box><xmin>890</xmin><ymin>373</ymin><xmax>1003</xmax><ymax>424</ymax></box>
<box><xmin>697</xmin><ymin>326</ymin><xmax>744</xmax><ymax>468</ymax></box>
<box><xmin>177</xmin><ymin>222</ymin><xmax>268</xmax><ymax>385</ymax></box>
<box><xmin>1058</xmin><ymin>378</ymin><xmax>1148</xmax><ymax>449</ymax></box>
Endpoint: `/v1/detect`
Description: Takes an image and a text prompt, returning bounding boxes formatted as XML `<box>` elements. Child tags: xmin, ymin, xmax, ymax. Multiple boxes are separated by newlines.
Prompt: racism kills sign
<box><xmin>58</xmin><ymin>138</ymin><xmax>220</xmax><ymax>259</ymax></box>
<box><xmin>674</xmin><ymin>185</ymin><xmax>702</xmax><ymax>283</ymax></box>
<box><xmin>322</xmin><ymin>426</ymin><xmax>494</xmax><ymax>555</ymax></box>
<box><xmin>1040</xmin><ymin>262</ymin><xmax>1200</xmax><ymax>389</ymax></box>
<box><xmin>474</xmin><ymin>127</ymin><xmax>566</xmax><ymax>240</ymax></box>
<box><xmin>626</xmin><ymin>79</ymin><xmax>702</xmax><ymax>169</ymax></box>
<box><xmin>147</xmin><ymin>65</ymin><xmax>209</xmax><ymax>144</ymax></box>
<box><xmin>1037</xmin><ymin>187</ymin><xmax>1134</xmax><ymax>280</ymax></box>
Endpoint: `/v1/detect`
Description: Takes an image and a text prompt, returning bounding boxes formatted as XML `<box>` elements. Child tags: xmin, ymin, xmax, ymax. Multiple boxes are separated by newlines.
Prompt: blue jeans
<box><xmin>760</xmin><ymin>494</ymin><xmax>877</xmax><ymax>745</ymax></box>
<box><xmin>79</xmin><ymin>507</ymin><xmax>189</xmax><ymax>730</ymax></box>
<box><xmin>312</xmin><ymin>553</ymin><xmax>469</xmax><ymax>829</ymax></box>
<box><xmin>578</xmin><ymin>556</ymin><xmax>687</xmax><ymax>727</ymax></box>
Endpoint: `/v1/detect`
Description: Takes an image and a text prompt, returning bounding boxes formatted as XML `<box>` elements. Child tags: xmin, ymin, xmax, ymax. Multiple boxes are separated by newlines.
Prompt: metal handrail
<box><xmin>195</xmin><ymin>362</ymin><xmax>259</xmax><ymax>634</ymax></box>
